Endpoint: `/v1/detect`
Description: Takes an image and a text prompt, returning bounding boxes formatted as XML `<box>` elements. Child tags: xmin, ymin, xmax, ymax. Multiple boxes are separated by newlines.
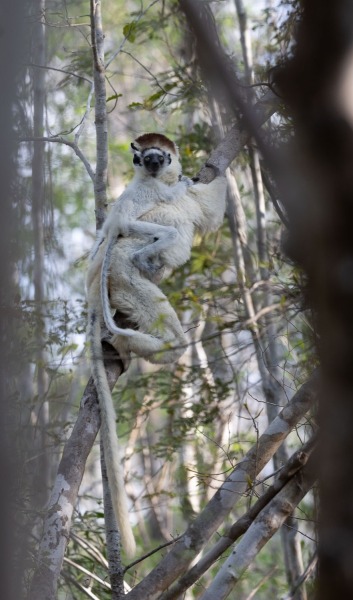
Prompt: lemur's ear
<box><xmin>131</xmin><ymin>142</ymin><xmax>142</xmax><ymax>166</ymax></box>
<box><xmin>133</xmin><ymin>153</ymin><xmax>142</xmax><ymax>166</ymax></box>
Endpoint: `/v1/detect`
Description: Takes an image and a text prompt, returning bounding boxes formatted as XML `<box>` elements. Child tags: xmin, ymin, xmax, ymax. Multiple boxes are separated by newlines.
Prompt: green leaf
<box><xmin>57</xmin><ymin>343</ymin><xmax>79</xmax><ymax>357</ymax></box>
<box><xmin>128</xmin><ymin>101</ymin><xmax>143</xmax><ymax>110</ymax></box>
<box><xmin>123</xmin><ymin>22</ymin><xmax>137</xmax><ymax>42</ymax></box>
<box><xmin>106</xmin><ymin>93</ymin><xmax>123</xmax><ymax>103</ymax></box>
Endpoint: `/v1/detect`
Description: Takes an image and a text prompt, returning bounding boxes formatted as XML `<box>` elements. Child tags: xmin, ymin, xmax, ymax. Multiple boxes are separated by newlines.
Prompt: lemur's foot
<box><xmin>132</xmin><ymin>251</ymin><xmax>163</xmax><ymax>278</ymax></box>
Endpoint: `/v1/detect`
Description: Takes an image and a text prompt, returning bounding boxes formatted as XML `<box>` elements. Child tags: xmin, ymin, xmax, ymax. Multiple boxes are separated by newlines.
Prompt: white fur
<box><xmin>86</xmin><ymin>134</ymin><xmax>191</xmax><ymax>557</ymax></box>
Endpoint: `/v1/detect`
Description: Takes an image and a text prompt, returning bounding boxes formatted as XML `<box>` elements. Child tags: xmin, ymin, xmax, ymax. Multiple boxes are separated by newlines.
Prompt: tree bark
<box><xmin>90</xmin><ymin>0</ymin><xmax>108</xmax><ymax>231</ymax></box>
<box><xmin>274</xmin><ymin>3</ymin><xmax>353</xmax><ymax>598</ymax></box>
<box><xmin>101</xmin><ymin>438</ymin><xmax>126</xmax><ymax>599</ymax></box>
<box><xmin>0</xmin><ymin>0</ymin><xmax>28</xmax><ymax>598</ymax></box>
<box><xmin>31</xmin><ymin>0</ymin><xmax>50</xmax><ymax>506</ymax></box>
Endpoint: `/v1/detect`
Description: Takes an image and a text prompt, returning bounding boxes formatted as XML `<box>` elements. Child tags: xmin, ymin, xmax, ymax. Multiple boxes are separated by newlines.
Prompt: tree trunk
<box><xmin>101</xmin><ymin>438</ymin><xmax>126</xmax><ymax>599</ymax></box>
<box><xmin>0</xmin><ymin>0</ymin><xmax>28</xmax><ymax>598</ymax></box>
<box><xmin>27</xmin><ymin>359</ymin><xmax>124</xmax><ymax>600</ymax></box>
<box><xmin>31</xmin><ymin>0</ymin><xmax>50</xmax><ymax>506</ymax></box>
<box><xmin>275</xmin><ymin>2</ymin><xmax>353</xmax><ymax>597</ymax></box>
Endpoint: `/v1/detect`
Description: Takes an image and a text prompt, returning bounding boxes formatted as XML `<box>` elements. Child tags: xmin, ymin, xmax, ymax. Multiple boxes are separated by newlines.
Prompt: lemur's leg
<box><xmin>127</xmin><ymin>220</ymin><xmax>178</xmax><ymax>275</ymax></box>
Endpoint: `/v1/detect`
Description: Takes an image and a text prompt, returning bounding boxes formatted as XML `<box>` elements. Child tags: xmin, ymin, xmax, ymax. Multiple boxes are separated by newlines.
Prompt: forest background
<box><xmin>2</xmin><ymin>0</ymin><xmax>353</xmax><ymax>599</ymax></box>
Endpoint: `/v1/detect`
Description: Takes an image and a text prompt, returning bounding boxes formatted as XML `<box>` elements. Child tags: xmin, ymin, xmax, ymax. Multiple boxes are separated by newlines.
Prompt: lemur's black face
<box><xmin>131</xmin><ymin>144</ymin><xmax>172</xmax><ymax>177</ymax></box>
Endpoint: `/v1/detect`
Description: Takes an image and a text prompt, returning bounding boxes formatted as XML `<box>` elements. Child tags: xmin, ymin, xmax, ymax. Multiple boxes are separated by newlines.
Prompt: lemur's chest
<box><xmin>139</xmin><ymin>195</ymin><xmax>197</xmax><ymax>227</ymax></box>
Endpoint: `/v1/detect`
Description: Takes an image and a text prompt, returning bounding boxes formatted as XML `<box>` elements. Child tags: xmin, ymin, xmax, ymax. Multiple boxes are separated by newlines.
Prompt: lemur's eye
<box><xmin>144</xmin><ymin>156</ymin><xmax>150</xmax><ymax>162</ymax></box>
<box><xmin>159</xmin><ymin>156</ymin><xmax>164</xmax><ymax>163</ymax></box>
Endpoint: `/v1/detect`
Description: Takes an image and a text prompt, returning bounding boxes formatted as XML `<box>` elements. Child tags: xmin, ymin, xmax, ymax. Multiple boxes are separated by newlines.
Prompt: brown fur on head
<box><xmin>134</xmin><ymin>133</ymin><xmax>179</xmax><ymax>156</ymax></box>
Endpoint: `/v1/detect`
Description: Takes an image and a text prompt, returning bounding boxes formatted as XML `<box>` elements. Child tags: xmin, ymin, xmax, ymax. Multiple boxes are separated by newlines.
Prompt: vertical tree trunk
<box><xmin>31</xmin><ymin>0</ymin><xmax>50</xmax><ymax>505</ymax></box>
<box><xmin>234</xmin><ymin>2</ymin><xmax>305</xmax><ymax>595</ymax></box>
<box><xmin>276</xmin><ymin>2</ymin><xmax>353</xmax><ymax>597</ymax></box>
<box><xmin>90</xmin><ymin>0</ymin><xmax>126</xmax><ymax>588</ymax></box>
<box><xmin>0</xmin><ymin>1</ymin><xmax>28</xmax><ymax>598</ymax></box>
<box><xmin>100</xmin><ymin>439</ymin><xmax>126</xmax><ymax>599</ymax></box>
<box><xmin>90</xmin><ymin>0</ymin><xmax>108</xmax><ymax>230</ymax></box>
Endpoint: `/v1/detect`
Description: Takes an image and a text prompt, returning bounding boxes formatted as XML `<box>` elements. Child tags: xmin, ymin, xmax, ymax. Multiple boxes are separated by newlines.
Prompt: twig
<box><xmin>70</xmin><ymin>532</ymin><xmax>109</xmax><ymax>568</ymax></box>
<box><xmin>105</xmin><ymin>0</ymin><xmax>160</xmax><ymax>69</ymax></box>
<box><xmin>20</xmin><ymin>136</ymin><xmax>95</xmax><ymax>182</ymax></box>
<box><xmin>61</xmin><ymin>571</ymin><xmax>101</xmax><ymax>600</ymax></box>
<box><xmin>75</xmin><ymin>81</ymin><xmax>94</xmax><ymax>144</ymax></box>
<box><xmin>124</xmin><ymin>536</ymin><xmax>182</xmax><ymax>573</ymax></box>
<box><xmin>122</xmin><ymin>50</ymin><xmax>175</xmax><ymax>96</ymax></box>
<box><xmin>27</xmin><ymin>62</ymin><xmax>93</xmax><ymax>84</ymax></box>
<box><xmin>243</xmin><ymin>301</ymin><xmax>286</xmax><ymax>328</ymax></box>
<box><xmin>245</xmin><ymin>566</ymin><xmax>278</xmax><ymax>600</ymax></box>
<box><xmin>282</xmin><ymin>553</ymin><xmax>318</xmax><ymax>599</ymax></box>
<box><xmin>63</xmin><ymin>556</ymin><xmax>111</xmax><ymax>590</ymax></box>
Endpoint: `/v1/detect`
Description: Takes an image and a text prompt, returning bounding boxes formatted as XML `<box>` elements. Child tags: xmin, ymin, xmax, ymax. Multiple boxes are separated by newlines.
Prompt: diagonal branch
<box><xmin>180</xmin><ymin>0</ymin><xmax>276</xmax><ymax>171</ymax></box>
<box><xmin>160</xmin><ymin>435</ymin><xmax>317</xmax><ymax>600</ymax></box>
<box><xmin>90</xmin><ymin>0</ymin><xmax>108</xmax><ymax>230</ymax></box>
<box><xmin>21</xmin><ymin>135</ymin><xmax>95</xmax><ymax>182</ymax></box>
<box><xmin>200</xmin><ymin>453</ymin><xmax>317</xmax><ymax>600</ymax></box>
<box><xmin>124</xmin><ymin>373</ymin><xmax>317</xmax><ymax>599</ymax></box>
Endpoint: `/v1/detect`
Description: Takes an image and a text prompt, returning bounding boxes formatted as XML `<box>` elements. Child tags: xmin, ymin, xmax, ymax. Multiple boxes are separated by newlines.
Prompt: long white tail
<box><xmin>89</xmin><ymin>309</ymin><xmax>136</xmax><ymax>557</ymax></box>
<box><xmin>101</xmin><ymin>235</ymin><xmax>137</xmax><ymax>337</ymax></box>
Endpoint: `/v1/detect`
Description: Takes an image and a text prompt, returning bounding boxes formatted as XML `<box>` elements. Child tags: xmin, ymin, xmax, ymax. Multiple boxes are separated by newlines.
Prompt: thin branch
<box><xmin>124</xmin><ymin>536</ymin><xmax>182</xmax><ymax>574</ymax></box>
<box><xmin>283</xmin><ymin>554</ymin><xmax>318</xmax><ymax>600</ymax></box>
<box><xmin>27</xmin><ymin>62</ymin><xmax>93</xmax><ymax>84</ymax></box>
<box><xmin>75</xmin><ymin>82</ymin><xmax>94</xmax><ymax>144</ymax></box>
<box><xmin>243</xmin><ymin>301</ymin><xmax>286</xmax><ymax>328</ymax></box>
<box><xmin>90</xmin><ymin>0</ymin><xmax>104</xmax><ymax>74</ymax></box>
<box><xmin>20</xmin><ymin>136</ymin><xmax>95</xmax><ymax>182</ymax></box>
<box><xmin>90</xmin><ymin>0</ymin><xmax>108</xmax><ymax>229</ymax></box>
<box><xmin>122</xmin><ymin>50</ymin><xmax>174</xmax><ymax>96</ymax></box>
<box><xmin>63</xmin><ymin>556</ymin><xmax>111</xmax><ymax>590</ymax></box>
<box><xmin>61</xmin><ymin>572</ymin><xmax>101</xmax><ymax>600</ymax></box>
<box><xmin>260</xmin><ymin>165</ymin><xmax>289</xmax><ymax>228</ymax></box>
<box><xmin>105</xmin><ymin>0</ymin><xmax>160</xmax><ymax>69</ymax></box>
<box><xmin>245</xmin><ymin>566</ymin><xmax>278</xmax><ymax>600</ymax></box>
<box><xmin>70</xmin><ymin>532</ymin><xmax>109</xmax><ymax>569</ymax></box>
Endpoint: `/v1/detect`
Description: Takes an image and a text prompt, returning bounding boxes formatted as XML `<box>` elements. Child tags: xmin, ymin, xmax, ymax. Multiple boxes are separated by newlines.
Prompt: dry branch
<box><xmin>160</xmin><ymin>435</ymin><xmax>317</xmax><ymax>600</ymax></box>
<box><xmin>124</xmin><ymin>374</ymin><xmax>317</xmax><ymax>600</ymax></box>
<box><xmin>200</xmin><ymin>453</ymin><xmax>316</xmax><ymax>600</ymax></box>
